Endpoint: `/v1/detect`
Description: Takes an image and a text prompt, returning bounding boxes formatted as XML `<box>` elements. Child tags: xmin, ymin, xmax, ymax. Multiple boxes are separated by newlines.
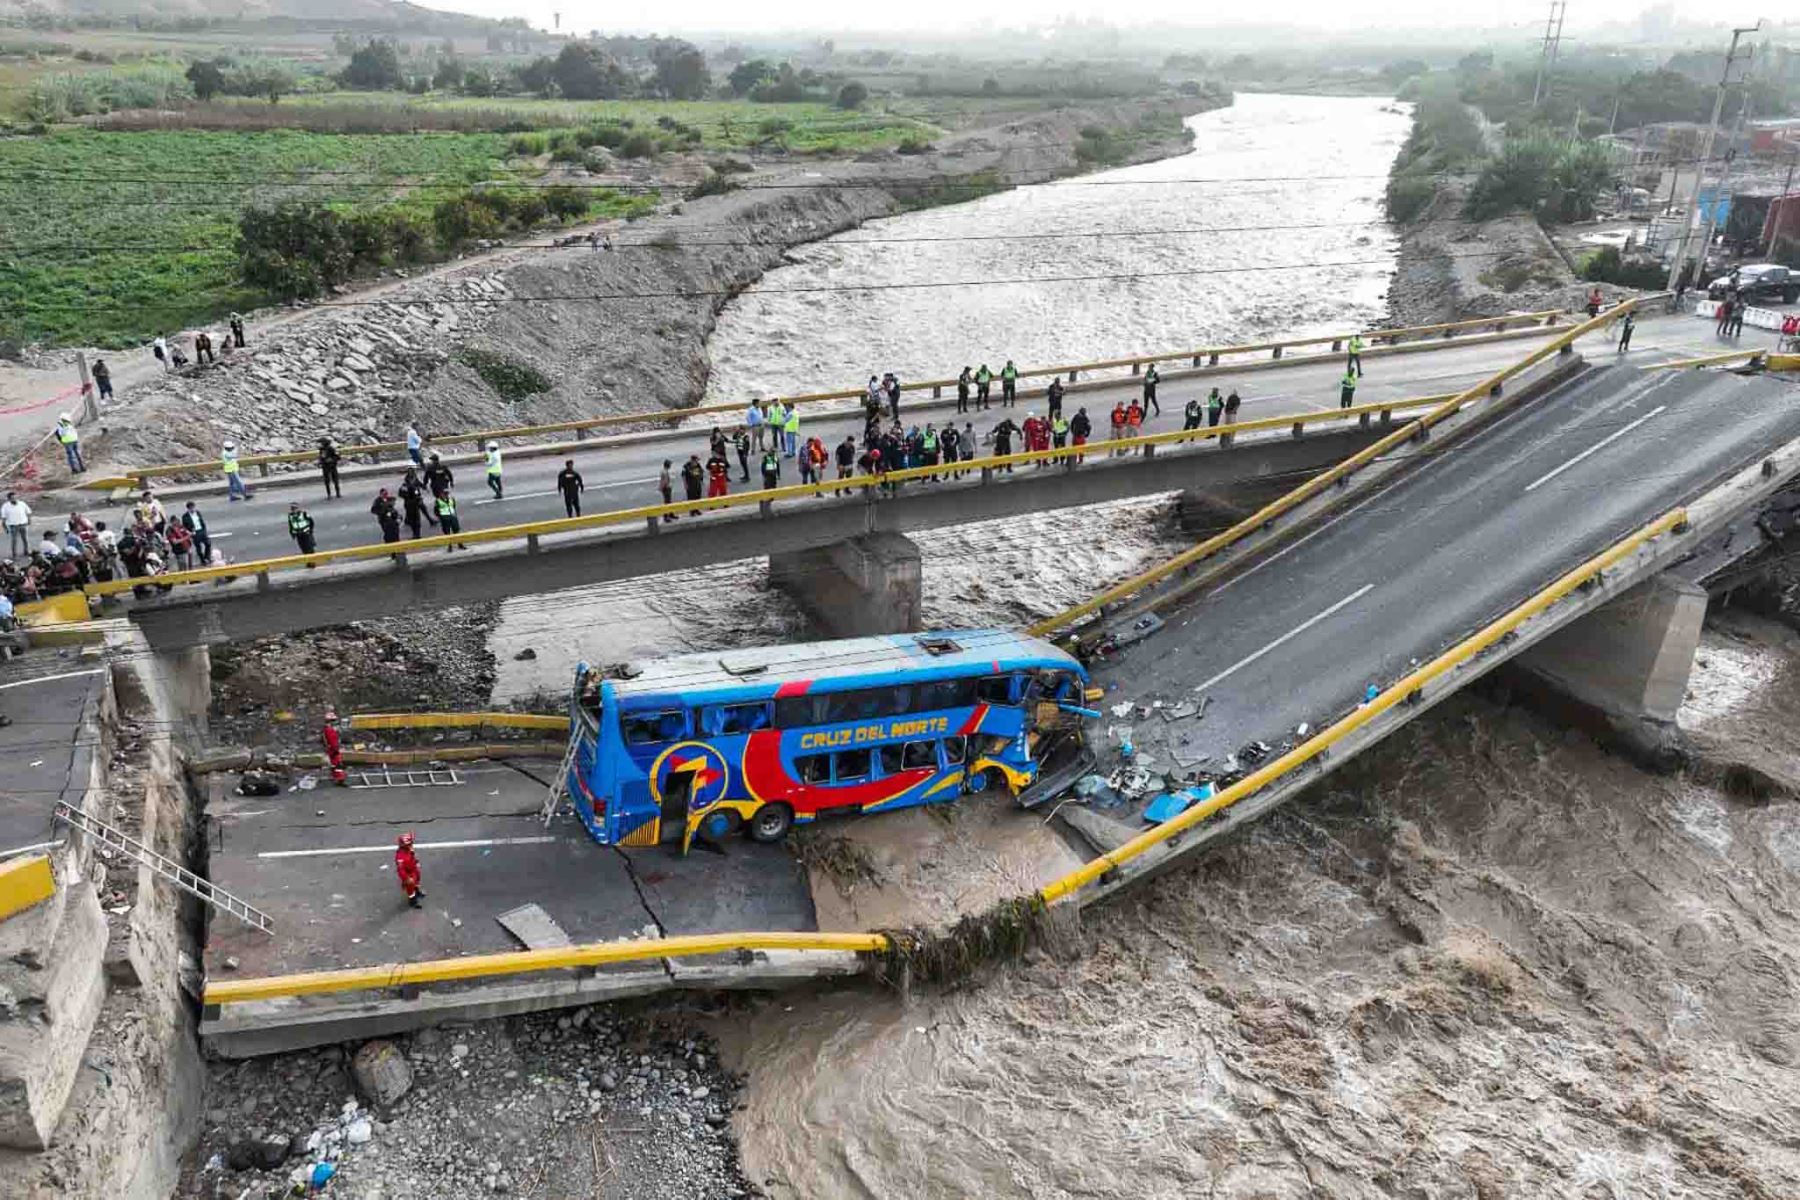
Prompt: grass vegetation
<box><xmin>0</xmin><ymin>128</ymin><xmax>650</xmax><ymax>347</ymax></box>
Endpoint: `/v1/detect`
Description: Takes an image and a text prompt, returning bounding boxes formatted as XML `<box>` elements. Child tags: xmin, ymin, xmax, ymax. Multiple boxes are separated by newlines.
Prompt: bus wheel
<box><xmin>964</xmin><ymin>769</ymin><xmax>993</xmax><ymax>794</ymax></box>
<box><xmin>699</xmin><ymin>809</ymin><xmax>742</xmax><ymax>841</ymax></box>
<box><xmin>747</xmin><ymin>803</ymin><xmax>794</xmax><ymax>843</ymax></box>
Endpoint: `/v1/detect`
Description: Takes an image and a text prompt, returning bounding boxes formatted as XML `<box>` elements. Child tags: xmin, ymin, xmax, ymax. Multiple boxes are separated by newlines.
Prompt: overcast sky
<box><xmin>439</xmin><ymin>0</ymin><xmax>1744</xmax><ymax>38</ymax></box>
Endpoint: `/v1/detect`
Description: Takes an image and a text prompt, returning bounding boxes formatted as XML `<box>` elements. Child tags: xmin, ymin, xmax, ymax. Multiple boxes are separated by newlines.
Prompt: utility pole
<box><xmin>1531</xmin><ymin>1</ymin><xmax>1566</xmax><ymax>111</ymax></box>
<box><xmin>1666</xmin><ymin>22</ymin><xmax>1761</xmax><ymax>292</ymax></box>
<box><xmin>1607</xmin><ymin>93</ymin><xmax>1621</xmax><ymax>136</ymax></box>
<box><xmin>1695</xmin><ymin>89</ymin><xmax>1754</xmax><ymax>269</ymax></box>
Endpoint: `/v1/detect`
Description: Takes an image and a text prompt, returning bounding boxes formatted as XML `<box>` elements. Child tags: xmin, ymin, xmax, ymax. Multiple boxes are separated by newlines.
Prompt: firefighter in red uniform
<box><xmin>705</xmin><ymin>451</ymin><xmax>731</xmax><ymax>498</ymax></box>
<box><xmin>321</xmin><ymin>708</ymin><xmax>346</xmax><ymax>786</ymax></box>
<box><xmin>395</xmin><ymin>832</ymin><xmax>425</xmax><ymax>908</ymax></box>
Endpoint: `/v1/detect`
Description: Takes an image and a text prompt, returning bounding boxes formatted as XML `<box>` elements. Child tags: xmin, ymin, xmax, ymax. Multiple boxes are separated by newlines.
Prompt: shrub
<box><xmin>690</xmin><ymin>171</ymin><xmax>740</xmax><ymax>198</ymax></box>
<box><xmin>1385</xmin><ymin>172</ymin><xmax>1436</xmax><ymax>223</ymax></box>
<box><xmin>507</xmin><ymin>132</ymin><xmax>549</xmax><ymax>156</ymax></box>
<box><xmin>620</xmin><ymin>132</ymin><xmax>655</xmax><ymax>159</ymax></box>
<box><xmin>542</xmin><ymin>186</ymin><xmax>589</xmax><ymax>220</ymax></box>
<box><xmin>432</xmin><ymin>195</ymin><xmax>503</xmax><ymax>247</ymax></box>
<box><xmin>896</xmin><ymin>135</ymin><xmax>933</xmax><ymax>155</ymax></box>
<box><xmin>577</xmin><ymin>123</ymin><xmax>626</xmax><ymax>149</ymax></box>
<box><xmin>837</xmin><ymin>81</ymin><xmax>869</xmax><ymax>109</ymax></box>
<box><xmin>237</xmin><ymin>202</ymin><xmax>352</xmax><ymax>299</ymax></box>
<box><xmin>1581</xmin><ymin>244</ymin><xmax>1666</xmax><ymax>289</ymax></box>
<box><xmin>457</xmin><ymin>348</ymin><xmax>551</xmax><ymax>400</ymax></box>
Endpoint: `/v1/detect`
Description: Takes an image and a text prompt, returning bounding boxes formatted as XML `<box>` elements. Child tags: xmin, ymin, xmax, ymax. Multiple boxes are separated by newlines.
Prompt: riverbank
<box><xmin>12</xmin><ymin>94</ymin><xmax>1220</xmax><ymax>477</ymax></box>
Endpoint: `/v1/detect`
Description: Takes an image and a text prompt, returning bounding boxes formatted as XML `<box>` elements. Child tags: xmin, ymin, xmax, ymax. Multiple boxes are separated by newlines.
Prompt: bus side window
<box><xmin>903</xmin><ymin>740</ymin><xmax>938</xmax><ymax>770</ymax></box>
<box><xmin>943</xmin><ymin>736</ymin><xmax>968</xmax><ymax>764</ymax></box>
<box><xmin>774</xmin><ymin>694</ymin><xmax>828</xmax><ymax>728</ymax></box>
<box><xmin>877</xmin><ymin>744</ymin><xmax>903</xmax><ymax>777</ymax></box>
<box><xmin>797</xmin><ymin>755</ymin><xmax>830</xmax><ymax>784</ymax></box>
<box><xmin>623</xmin><ymin>709</ymin><xmax>686</xmax><ymax>745</ymax></box>
<box><xmin>700</xmin><ymin>702</ymin><xmax>772</xmax><ymax>736</ymax></box>
<box><xmin>833</xmin><ymin>749</ymin><xmax>871</xmax><ymax>782</ymax></box>
<box><xmin>976</xmin><ymin>675</ymin><xmax>1018</xmax><ymax>706</ymax></box>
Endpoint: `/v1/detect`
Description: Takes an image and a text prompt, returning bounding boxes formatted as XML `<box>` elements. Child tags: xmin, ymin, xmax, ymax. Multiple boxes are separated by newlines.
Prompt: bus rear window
<box><xmin>623</xmin><ymin>709</ymin><xmax>687</xmax><ymax>745</ymax></box>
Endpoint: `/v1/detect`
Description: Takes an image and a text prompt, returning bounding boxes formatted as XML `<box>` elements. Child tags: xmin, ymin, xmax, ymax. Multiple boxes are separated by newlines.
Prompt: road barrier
<box><xmin>115</xmin><ymin>310</ymin><xmax>1563</xmax><ymax>484</ymax></box>
<box><xmin>1026</xmin><ymin>296</ymin><xmax>1662</xmax><ymax>641</ymax></box>
<box><xmin>1036</xmin><ymin>505</ymin><xmax>1690</xmax><ymax>902</ymax></box>
<box><xmin>202</xmin><ymin>930</ymin><xmax>891</xmax><ymax>1006</ymax></box>
<box><xmin>85</xmin><ymin>391</ymin><xmax>1459</xmax><ymax>601</ymax></box>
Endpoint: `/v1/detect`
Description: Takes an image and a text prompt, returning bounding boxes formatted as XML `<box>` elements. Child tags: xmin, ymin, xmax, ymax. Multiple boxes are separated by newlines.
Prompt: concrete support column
<box><xmin>155</xmin><ymin>645</ymin><xmax>212</xmax><ymax>742</ymax></box>
<box><xmin>769</xmin><ymin>532</ymin><xmax>922</xmax><ymax>637</ymax></box>
<box><xmin>1512</xmin><ymin>573</ymin><xmax>1707</xmax><ymax>767</ymax></box>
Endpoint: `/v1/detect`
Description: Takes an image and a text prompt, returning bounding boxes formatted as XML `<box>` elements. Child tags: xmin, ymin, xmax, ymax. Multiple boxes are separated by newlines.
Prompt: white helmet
<box><xmin>487</xmin><ymin>441</ymin><xmax>499</xmax><ymax>451</ymax></box>
<box><xmin>223</xmin><ymin>440</ymin><xmax>236</xmax><ymax>450</ymax></box>
<box><xmin>57</xmin><ymin>412</ymin><xmax>70</xmax><ymax>422</ymax></box>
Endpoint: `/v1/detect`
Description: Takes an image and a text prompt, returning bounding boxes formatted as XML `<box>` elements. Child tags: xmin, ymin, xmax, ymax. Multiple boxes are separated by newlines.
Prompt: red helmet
<box><xmin>397</xmin><ymin>832</ymin><xmax>415</xmax><ymax>848</ymax></box>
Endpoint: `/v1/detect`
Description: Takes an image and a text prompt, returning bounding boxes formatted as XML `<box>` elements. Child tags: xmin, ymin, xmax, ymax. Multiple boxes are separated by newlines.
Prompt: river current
<box><xmin>486</xmin><ymin>93</ymin><xmax>1412</xmax><ymax>1197</ymax></box>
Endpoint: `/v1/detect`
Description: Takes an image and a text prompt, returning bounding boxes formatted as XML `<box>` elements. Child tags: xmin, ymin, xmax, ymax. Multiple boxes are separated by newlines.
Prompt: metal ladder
<box><xmin>541</xmin><ymin>735</ymin><xmax>580</xmax><ymax>826</ymax></box>
<box><xmin>350</xmin><ymin>767</ymin><xmax>462</xmax><ymax>790</ymax></box>
<box><xmin>53</xmin><ymin>801</ymin><xmax>274</xmax><ymax>935</ymax></box>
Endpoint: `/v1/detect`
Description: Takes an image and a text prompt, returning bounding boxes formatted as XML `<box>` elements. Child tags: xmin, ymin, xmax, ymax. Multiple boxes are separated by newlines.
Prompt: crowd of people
<box><xmin>1</xmin><ymin>486</ymin><xmax>217</xmax><ymax>610</ymax></box>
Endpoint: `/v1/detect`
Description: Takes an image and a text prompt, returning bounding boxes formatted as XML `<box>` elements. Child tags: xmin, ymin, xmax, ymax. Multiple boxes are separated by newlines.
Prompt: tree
<box><xmin>237</xmin><ymin>203</ymin><xmax>352</xmax><ymax>299</ymax></box>
<box><xmin>516</xmin><ymin>56</ymin><xmax>555</xmax><ymax>96</ymax></box>
<box><xmin>461</xmin><ymin>65</ymin><xmax>496</xmax><ymax>97</ymax></box>
<box><xmin>653</xmin><ymin>41</ymin><xmax>710</xmax><ymax>99</ymax></box>
<box><xmin>553</xmin><ymin>42</ymin><xmax>629</xmax><ymax>100</ymax></box>
<box><xmin>728</xmin><ymin>58</ymin><xmax>774</xmax><ymax>96</ymax></box>
<box><xmin>340</xmin><ymin>39</ymin><xmax>404</xmax><ymax>91</ymax></box>
<box><xmin>432</xmin><ymin>54</ymin><xmax>465</xmax><ymax>91</ymax></box>
<box><xmin>836</xmin><ymin>81</ymin><xmax>868</xmax><ymax>110</ymax></box>
<box><xmin>185</xmin><ymin>59</ymin><xmax>224</xmax><ymax>102</ymax></box>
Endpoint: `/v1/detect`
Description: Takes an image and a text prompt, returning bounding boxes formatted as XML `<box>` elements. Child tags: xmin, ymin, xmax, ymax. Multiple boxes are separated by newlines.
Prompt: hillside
<box><xmin>0</xmin><ymin>0</ymin><xmax>502</xmax><ymax>30</ymax></box>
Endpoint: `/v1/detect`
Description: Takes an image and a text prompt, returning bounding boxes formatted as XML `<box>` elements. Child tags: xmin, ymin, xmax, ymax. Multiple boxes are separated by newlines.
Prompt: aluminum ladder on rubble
<box><xmin>540</xmin><ymin>734</ymin><xmax>580</xmax><ymax>826</ymax></box>
<box><xmin>52</xmin><ymin>801</ymin><xmax>274</xmax><ymax>935</ymax></box>
<box><xmin>349</xmin><ymin>766</ymin><xmax>462</xmax><ymax>790</ymax></box>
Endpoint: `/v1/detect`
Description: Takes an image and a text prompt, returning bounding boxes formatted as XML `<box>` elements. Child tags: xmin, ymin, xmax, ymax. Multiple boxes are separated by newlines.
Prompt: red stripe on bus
<box><xmin>956</xmin><ymin>704</ymin><xmax>989</xmax><ymax>737</ymax></box>
<box><xmin>775</xmin><ymin>680</ymin><xmax>813</xmax><ymax>698</ymax></box>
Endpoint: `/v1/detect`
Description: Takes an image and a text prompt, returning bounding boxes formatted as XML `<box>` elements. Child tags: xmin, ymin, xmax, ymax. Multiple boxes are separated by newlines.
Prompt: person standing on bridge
<box><xmin>957</xmin><ymin>367</ymin><xmax>972</xmax><ymax>414</ymax></box>
<box><xmin>405</xmin><ymin>423</ymin><xmax>424</xmax><ymax>468</ymax></box>
<box><xmin>941</xmin><ymin>423</ymin><xmax>961</xmax><ymax>469</ymax></box>
<box><xmin>286</xmin><ymin>502</ymin><xmax>318</xmax><ymax>560</ymax></box>
<box><xmin>1142</xmin><ymin>364</ymin><xmax>1160</xmax><ymax>416</ymax></box>
<box><xmin>681</xmin><ymin>453</ymin><xmax>705</xmax><ymax>515</ymax></box>
<box><xmin>706</xmin><ymin>448</ymin><xmax>732</xmax><ymax>498</ymax></box>
<box><xmin>780</xmin><ymin>403</ymin><xmax>798</xmax><ymax>459</ymax></box>
<box><xmin>884</xmin><ymin>373</ymin><xmax>902</xmax><ymax>424</ymax></box>
<box><xmin>1108</xmin><ymin>401</ymin><xmax>1127</xmax><ymax>452</ymax></box>
<box><xmin>484</xmin><ymin>442</ymin><xmax>504</xmax><ymax>499</ymax></box>
<box><xmin>318</xmin><ymin>438</ymin><xmax>342</xmax><ymax>499</ymax></box>
<box><xmin>1071</xmin><ymin>408</ymin><xmax>1091</xmax><ymax>460</ymax></box>
<box><xmin>395</xmin><ymin>832</ymin><xmax>425</xmax><ymax>907</ymax></box>
<box><xmin>370</xmin><ymin>488</ymin><xmax>401</xmax><ymax>545</ymax></box>
<box><xmin>1051</xmin><ymin>412</ymin><xmax>1069</xmax><ymax>450</ymax></box>
<box><xmin>1617</xmin><ymin>311</ymin><xmax>1636</xmax><ymax>353</ymax></box>
<box><xmin>1338</xmin><ymin>368</ymin><xmax>1357</xmax><ymax>410</ymax></box>
<box><xmin>975</xmin><ymin>363</ymin><xmax>993</xmax><ymax>410</ymax></box>
<box><xmin>744</xmin><ymin>398</ymin><xmax>765</xmax><ymax>452</ymax></box>
<box><xmin>434</xmin><ymin>489</ymin><xmax>467</xmax><ymax>550</ymax></box>
<box><xmin>398</xmin><ymin>469</ymin><xmax>431</xmax><ymax>537</ymax></box>
<box><xmin>54</xmin><ymin>415</ymin><xmax>84</xmax><ymax>474</ymax></box>
<box><xmin>1225</xmin><ymin>389</ymin><xmax>1241</xmax><ymax>424</ymax></box>
<box><xmin>990</xmin><ymin>416</ymin><xmax>1019</xmax><ymax>472</ymax></box>
<box><xmin>321</xmin><ymin>709</ymin><xmax>347</xmax><ymax>786</ymax></box>
<box><xmin>1207</xmin><ymin>387</ymin><xmax>1224</xmax><ymax>428</ymax></box>
<box><xmin>424</xmin><ymin>453</ymin><xmax>453</xmax><ymax>500</ymax></box>
<box><xmin>836</xmin><ymin>435</ymin><xmax>856</xmax><ymax>480</ymax></box>
<box><xmin>1586</xmin><ymin>286</ymin><xmax>1603</xmax><ymax>318</ymax></box>
<box><xmin>1183</xmin><ymin>396</ymin><xmax>1202</xmax><ymax>430</ymax></box>
<box><xmin>1046</xmin><ymin>376</ymin><xmax>1065</xmax><ymax>419</ymax></box>
<box><xmin>555</xmin><ymin>460</ymin><xmax>585</xmax><ymax>518</ymax></box>
<box><xmin>1001</xmin><ymin>360</ymin><xmax>1019</xmax><ymax>406</ymax></box>
<box><xmin>733</xmin><ymin>428</ymin><xmax>751</xmax><ymax>482</ymax></box>
<box><xmin>181</xmin><ymin>502</ymin><xmax>212</xmax><ymax>564</ymax></box>
<box><xmin>1125</xmin><ymin>400</ymin><xmax>1145</xmax><ymax>451</ymax></box>
<box><xmin>222</xmin><ymin>441</ymin><xmax>249</xmax><ymax>502</ymax></box>
<box><xmin>760</xmin><ymin>447</ymin><xmax>781</xmax><ymax>490</ymax></box>
<box><xmin>1347</xmin><ymin>333</ymin><xmax>1366</xmax><ymax>378</ymax></box>
<box><xmin>766</xmin><ymin>400</ymin><xmax>787</xmax><ymax>454</ymax></box>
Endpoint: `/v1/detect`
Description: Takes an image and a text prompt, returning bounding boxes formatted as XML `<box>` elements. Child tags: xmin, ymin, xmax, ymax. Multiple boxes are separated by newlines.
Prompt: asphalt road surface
<box><xmin>1094</xmin><ymin>361</ymin><xmax>1800</xmax><ymax>778</ymax></box>
<box><xmin>126</xmin><ymin>314</ymin><xmax>1760</xmax><ymax>561</ymax></box>
<box><xmin>0</xmin><ymin>658</ymin><xmax>104</xmax><ymax>854</ymax></box>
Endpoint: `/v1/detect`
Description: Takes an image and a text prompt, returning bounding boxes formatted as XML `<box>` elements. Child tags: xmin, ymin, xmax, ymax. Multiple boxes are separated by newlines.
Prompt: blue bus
<box><xmin>561</xmin><ymin>629</ymin><xmax>1096</xmax><ymax>852</ymax></box>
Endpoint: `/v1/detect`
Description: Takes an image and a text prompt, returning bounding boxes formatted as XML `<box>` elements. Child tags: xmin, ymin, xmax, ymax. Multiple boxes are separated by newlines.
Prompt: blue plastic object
<box><xmin>1143</xmin><ymin>781</ymin><xmax>1216</xmax><ymax>824</ymax></box>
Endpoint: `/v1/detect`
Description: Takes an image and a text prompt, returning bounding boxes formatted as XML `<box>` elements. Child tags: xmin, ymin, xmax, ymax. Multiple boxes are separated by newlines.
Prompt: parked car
<box><xmin>1706</xmin><ymin>262</ymin><xmax>1800</xmax><ymax>303</ymax></box>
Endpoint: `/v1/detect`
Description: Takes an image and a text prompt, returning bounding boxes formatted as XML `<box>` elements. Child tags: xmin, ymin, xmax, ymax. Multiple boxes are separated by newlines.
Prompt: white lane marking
<box><xmin>258</xmin><ymin>835</ymin><xmax>557</xmax><ymax>859</ymax></box>
<box><xmin>0</xmin><ymin>667</ymin><xmax>104</xmax><ymax>691</ymax></box>
<box><xmin>210</xmin><ymin>531</ymin><xmax>234</xmax><ymax>539</ymax></box>
<box><xmin>1522</xmin><ymin>405</ymin><xmax>1666</xmax><ymax>494</ymax></box>
<box><xmin>589</xmin><ymin>475</ymin><xmax>659</xmax><ymax>489</ymax></box>
<box><xmin>1195</xmin><ymin>585</ymin><xmax>1375</xmax><ymax>692</ymax></box>
<box><xmin>474</xmin><ymin>489</ymin><xmax>558</xmax><ymax>506</ymax></box>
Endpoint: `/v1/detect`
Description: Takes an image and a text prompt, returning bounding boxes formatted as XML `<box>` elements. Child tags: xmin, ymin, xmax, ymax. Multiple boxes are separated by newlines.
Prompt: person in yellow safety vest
<box><xmin>434</xmin><ymin>489</ymin><xmax>467</xmax><ymax>551</ymax></box>
<box><xmin>222</xmin><ymin>440</ymin><xmax>249</xmax><ymax>502</ymax></box>
<box><xmin>54</xmin><ymin>414</ymin><xmax>84</xmax><ymax>474</ymax></box>
<box><xmin>1000</xmin><ymin>360</ymin><xmax>1019</xmax><ymax>406</ymax></box>
<box><xmin>484</xmin><ymin>441</ymin><xmax>503</xmax><ymax>499</ymax></box>
<box><xmin>1339</xmin><ymin>368</ymin><xmax>1358</xmax><ymax>410</ymax></box>
<box><xmin>1347</xmin><ymin>333</ymin><xmax>1366</xmax><ymax>377</ymax></box>
<box><xmin>782</xmin><ymin>403</ymin><xmax>800</xmax><ymax>458</ymax></box>
<box><xmin>1051</xmin><ymin>413</ymin><xmax>1070</xmax><ymax>448</ymax></box>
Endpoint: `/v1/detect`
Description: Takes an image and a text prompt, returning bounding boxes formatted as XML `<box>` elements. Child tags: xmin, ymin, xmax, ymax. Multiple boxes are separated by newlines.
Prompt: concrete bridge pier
<box><xmin>1511</xmin><ymin>573</ymin><xmax>1707</xmax><ymax>768</ymax></box>
<box><xmin>769</xmin><ymin>532</ymin><xmax>922</xmax><ymax>637</ymax></box>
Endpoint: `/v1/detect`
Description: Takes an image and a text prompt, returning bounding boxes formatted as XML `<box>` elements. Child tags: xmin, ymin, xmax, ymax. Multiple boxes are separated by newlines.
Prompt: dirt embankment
<box><xmin>1385</xmin><ymin>176</ymin><xmax>1610</xmax><ymax>327</ymax></box>
<box><xmin>87</xmin><ymin>97</ymin><xmax>1216</xmax><ymax>472</ymax></box>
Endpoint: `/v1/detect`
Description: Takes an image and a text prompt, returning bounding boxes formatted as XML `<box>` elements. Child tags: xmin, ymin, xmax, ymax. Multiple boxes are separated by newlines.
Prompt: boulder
<box><xmin>350</xmin><ymin>1039</ymin><xmax>414</xmax><ymax>1109</ymax></box>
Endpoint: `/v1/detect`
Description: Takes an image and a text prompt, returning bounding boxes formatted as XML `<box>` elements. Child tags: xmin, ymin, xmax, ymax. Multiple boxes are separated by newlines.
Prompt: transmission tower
<box><xmin>1531</xmin><ymin>1</ymin><xmax>1567</xmax><ymax>110</ymax></box>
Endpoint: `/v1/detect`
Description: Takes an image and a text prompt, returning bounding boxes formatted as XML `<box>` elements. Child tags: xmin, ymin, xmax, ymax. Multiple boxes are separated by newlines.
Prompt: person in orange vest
<box><xmin>1125</xmin><ymin>400</ymin><xmax>1145</xmax><ymax>452</ymax></box>
<box><xmin>1109</xmin><ymin>401</ymin><xmax>1128</xmax><ymax>455</ymax></box>
<box><xmin>395</xmin><ymin>832</ymin><xmax>425</xmax><ymax>908</ymax></box>
<box><xmin>321</xmin><ymin>708</ymin><xmax>347</xmax><ymax>786</ymax></box>
<box><xmin>705</xmin><ymin>449</ymin><xmax>731</xmax><ymax>498</ymax></box>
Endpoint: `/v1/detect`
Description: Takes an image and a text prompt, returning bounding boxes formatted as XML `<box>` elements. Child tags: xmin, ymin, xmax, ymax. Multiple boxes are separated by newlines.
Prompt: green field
<box><xmin>0</xmin><ymin>127</ymin><xmax>652</xmax><ymax>348</ymax></box>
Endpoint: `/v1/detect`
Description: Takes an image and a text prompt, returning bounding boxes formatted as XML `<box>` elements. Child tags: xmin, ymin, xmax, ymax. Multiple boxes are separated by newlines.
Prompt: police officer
<box><xmin>760</xmin><ymin>447</ymin><xmax>781</xmax><ymax>490</ymax></box>
<box><xmin>318</xmin><ymin>437</ymin><xmax>342</xmax><ymax>499</ymax></box>
<box><xmin>286</xmin><ymin>502</ymin><xmax>317</xmax><ymax>560</ymax></box>
<box><xmin>681</xmin><ymin>453</ymin><xmax>705</xmax><ymax>515</ymax></box>
<box><xmin>370</xmin><ymin>489</ymin><xmax>401</xmax><ymax>544</ymax></box>
<box><xmin>1347</xmin><ymin>332</ymin><xmax>1366</xmax><ymax>377</ymax></box>
<box><xmin>423</xmin><ymin>453</ymin><xmax>453</xmax><ymax>499</ymax></box>
<box><xmin>434</xmin><ymin>488</ymin><xmax>466</xmax><ymax>550</ymax></box>
<box><xmin>957</xmin><ymin>367</ymin><xmax>972</xmax><ymax>414</ymax></box>
<box><xmin>974</xmin><ymin>363</ymin><xmax>993</xmax><ymax>409</ymax></box>
<box><xmin>1046</xmin><ymin>376</ymin><xmax>1065</xmax><ymax>419</ymax></box>
<box><xmin>1183</xmin><ymin>397</ymin><xmax>1202</xmax><ymax>430</ymax></box>
<box><xmin>484</xmin><ymin>441</ymin><xmax>504</xmax><ymax>499</ymax></box>
<box><xmin>1001</xmin><ymin>359</ymin><xmax>1019</xmax><ymax>406</ymax></box>
<box><xmin>1339</xmin><ymin>368</ymin><xmax>1358</xmax><ymax>410</ymax></box>
<box><xmin>1207</xmin><ymin>387</ymin><xmax>1225</xmax><ymax>428</ymax></box>
<box><xmin>733</xmin><ymin>427</ymin><xmax>752</xmax><ymax>481</ymax></box>
<box><xmin>1142</xmin><ymin>363</ymin><xmax>1160</xmax><ymax>415</ymax></box>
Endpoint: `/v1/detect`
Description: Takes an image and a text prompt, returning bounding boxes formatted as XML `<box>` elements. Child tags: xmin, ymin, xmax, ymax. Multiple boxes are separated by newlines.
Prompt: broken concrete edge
<box><xmin>197</xmin><ymin>949</ymin><xmax>866</xmax><ymax>1058</ymax></box>
<box><xmin>1070</xmin><ymin>429</ymin><xmax>1800</xmax><ymax>909</ymax></box>
<box><xmin>1074</xmin><ymin>351</ymin><xmax>1590</xmax><ymax>643</ymax></box>
<box><xmin>185</xmin><ymin>743</ymin><xmax>567</xmax><ymax>775</ymax></box>
<box><xmin>56</xmin><ymin>325</ymin><xmax>1568</xmax><ymax>506</ymax></box>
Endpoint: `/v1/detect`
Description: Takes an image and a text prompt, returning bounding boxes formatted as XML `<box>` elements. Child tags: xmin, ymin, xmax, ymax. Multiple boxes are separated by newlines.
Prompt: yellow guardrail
<box><xmin>0</xmin><ymin>855</ymin><xmax>56</xmax><ymax>922</ymax></box>
<box><xmin>348</xmin><ymin>711</ymin><xmax>571</xmax><ymax>731</ymax></box>
<box><xmin>120</xmin><ymin>310</ymin><xmax>1563</xmax><ymax>482</ymax></box>
<box><xmin>1025</xmin><ymin>296</ymin><xmax>1661</xmax><ymax>640</ymax></box>
<box><xmin>1649</xmin><ymin>349</ymin><xmax>1770</xmax><ymax>371</ymax></box>
<box><xmin>202</xmin><ymin>930</ymin><xmax>891</xmax><ymax>1005</ymax></box>
<box><xmin>1037</xmin><ymin>504</ymin><xmax>1690</xmax><ymax>903</ymax></box>
<box><xmin>87</xmin><ymin>390</ymin><xmax>1456</xmax><ymax>601</ymax></box>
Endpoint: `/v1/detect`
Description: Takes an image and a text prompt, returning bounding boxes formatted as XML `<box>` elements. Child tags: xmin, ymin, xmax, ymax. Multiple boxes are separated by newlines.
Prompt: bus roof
<box><xmin>607</xmin><ymin>630</ymin><xmax>1080</xmax><ymax>700</ymax></box>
